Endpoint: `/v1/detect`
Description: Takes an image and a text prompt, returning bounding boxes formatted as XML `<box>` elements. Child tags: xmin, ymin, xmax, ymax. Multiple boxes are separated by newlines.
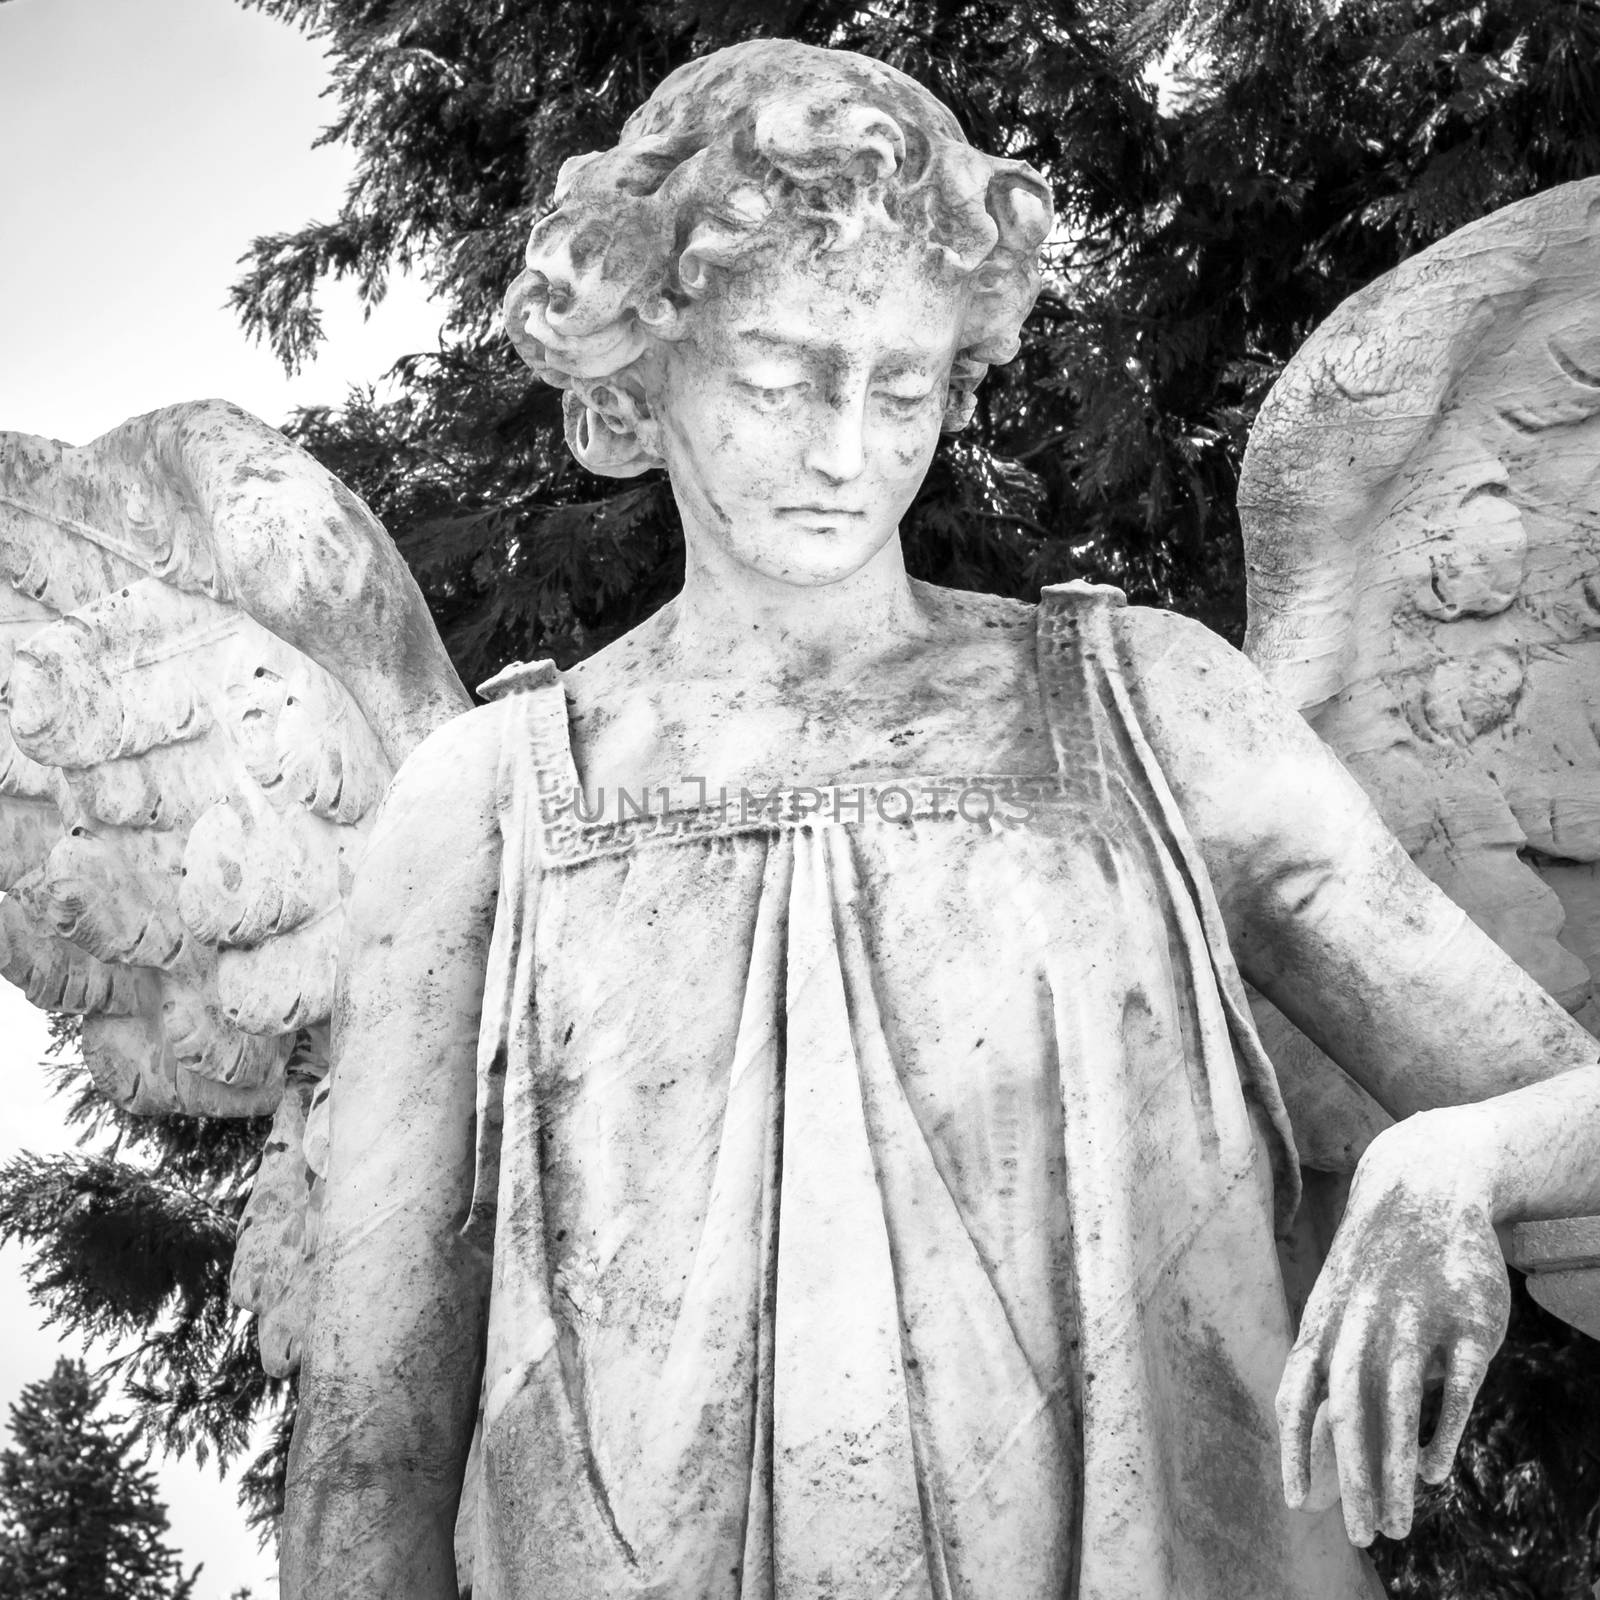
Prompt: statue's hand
<box><xmin>1275</xmin><ymin>1121</ymin><xmax>1511</xmax><ymax>1546</ymax></box>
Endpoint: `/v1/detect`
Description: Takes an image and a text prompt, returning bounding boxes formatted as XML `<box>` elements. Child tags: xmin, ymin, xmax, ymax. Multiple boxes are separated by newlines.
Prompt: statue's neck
<box><xmin>667</xmin><ymin>530</ymin><xmax>934</xmax><ymax>683</ymax></box>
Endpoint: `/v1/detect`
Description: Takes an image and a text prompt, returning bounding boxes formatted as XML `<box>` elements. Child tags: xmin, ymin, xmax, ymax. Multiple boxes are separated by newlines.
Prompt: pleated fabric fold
<box><xmin>466</xmin><ymin>585</ymin><xmax>1381</xmax><ymax>1600</ymax></box>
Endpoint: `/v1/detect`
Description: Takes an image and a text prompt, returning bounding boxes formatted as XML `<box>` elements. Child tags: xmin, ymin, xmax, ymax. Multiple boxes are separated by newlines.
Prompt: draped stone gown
<box><xmin>461</xmin><ymin>585</ymin><xmax>1382</xmax><ymax>1600</ymax></box>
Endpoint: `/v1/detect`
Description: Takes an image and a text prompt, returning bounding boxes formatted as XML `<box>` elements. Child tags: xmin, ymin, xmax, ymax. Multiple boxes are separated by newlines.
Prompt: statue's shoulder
<box><xmin>1110</xmin><ymin>602</ymin><xmax>1244</xmax><ymax>683</ymax></box>
<box><xmin>383</xmin><ymin>696</ymin><xmax>515</xmax><ymax>820</ymax></box>
<box><xmin>338</xmin><ymin>698</ymin><xmax>509</xmax><ymax>948</ymax></box>
<box><xmin>551</xmin><ymin>605</ymin><xmax>679</xmax><ymax>728</ymax></box>
<box><xmin>910</xmin><ymin>580</ymin><xmax>1036</xmax><ymax>648</ymax></box>
<box><xmin>1028</xmin><ymin>585</ymin><xmax>1249</xmax><ymax>702</ymax></box>
<box><xmin>1101</xmin><ymin>602</ymin><xmax>1298</xmax><ymax>777</ymax></box>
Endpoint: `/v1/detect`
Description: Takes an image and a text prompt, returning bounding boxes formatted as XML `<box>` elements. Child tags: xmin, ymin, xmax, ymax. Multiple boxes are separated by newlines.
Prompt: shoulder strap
<box><xmin>462</xmin><ymin>659</ymin><xmax>572</xmax><ymax>1246</ymax></box>
<box><xmin>1034</xmin><ymin>580</ymin><xmax>1126</xmax><ymax>808</ymax></box>
<box><xmin>478</xmin><ymin>659</ymin><xmax>583</xmax><ymax>865</ymax></box>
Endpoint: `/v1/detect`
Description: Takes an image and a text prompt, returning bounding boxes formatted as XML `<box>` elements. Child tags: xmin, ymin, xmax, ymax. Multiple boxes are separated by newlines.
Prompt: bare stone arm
<box><xmin>280</xmin><ymin>707</ymin><xmax>503</xmax><ymax>1598</ymax></box>
<box><xmin>1123</xmin><ymin>604</ymin><xmax>1600</xmax><ymax>1546</ymax></box>
<box><xmin>1125</xmin><ymin>605</ymin><xmax>1599</xmax><ymax>1114</ymax></box>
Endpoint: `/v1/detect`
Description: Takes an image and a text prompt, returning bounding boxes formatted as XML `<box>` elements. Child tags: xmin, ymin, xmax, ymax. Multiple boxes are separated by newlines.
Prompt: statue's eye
<box><xmin>875</xmin><ymin>387</ymin><xmax>933</xmax><ymax>414</ymax></box>
<box><xmin>739</xmin><ymin>381</ymin><xmax>806</xmax><ymax>413</ymax></box>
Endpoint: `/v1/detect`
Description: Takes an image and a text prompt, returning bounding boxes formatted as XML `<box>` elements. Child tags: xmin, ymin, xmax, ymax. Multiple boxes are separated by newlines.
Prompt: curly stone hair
<box><xmin>503</xmin><ymin>39</ymin><xmax>1054</xmax><ymax>478</ymax></box>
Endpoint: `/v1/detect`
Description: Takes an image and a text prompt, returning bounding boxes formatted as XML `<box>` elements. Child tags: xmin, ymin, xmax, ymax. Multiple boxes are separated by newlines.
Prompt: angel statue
<box><xmin>5</xmin><ymin>35</ymin><xmax>1600</xmax><ymax>1600</ymax></box>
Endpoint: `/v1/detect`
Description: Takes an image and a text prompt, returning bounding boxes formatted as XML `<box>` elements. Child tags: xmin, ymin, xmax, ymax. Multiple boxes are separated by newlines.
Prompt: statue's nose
<box><xmin>803</xmin><ymin>402</ymin><xmax>866</xmax><ymax>485</ymax></box>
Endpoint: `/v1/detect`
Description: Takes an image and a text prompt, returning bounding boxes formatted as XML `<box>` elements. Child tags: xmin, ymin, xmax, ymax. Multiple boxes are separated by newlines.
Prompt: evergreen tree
<box><xmin>0</xmin><ymin>1358</ymin><xmax>199</xmax><ymax>1600</ymax></box>
<box><xmin>0</xmin><ymin>1021</ymin><xmax>289</xmax><ymax>1537</ymax></box>
<box><xmin>233</xmin><ymin>0</ymin><xmax>1600</xmax><ymax>665</ymax></box>
<box><xmin>233</xmin><ymin>0</ymin><xmax>1150</xmax><ymax>678</ymax></box>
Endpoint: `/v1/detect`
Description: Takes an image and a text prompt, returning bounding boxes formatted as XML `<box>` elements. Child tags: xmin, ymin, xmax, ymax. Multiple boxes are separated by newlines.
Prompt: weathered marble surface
<box><xmin>290</xmin><ymin>43</ymin><xmax>1600</xmax><ymax>1598</ymax></box>
<box><xmin>1</xmin><ymin>36</ymin><xmax>1599</xmax><ymax>1600</ymax></box>
<box><xmin>0</xmin><ymin>401</ymin><xmax>468</xmax><ymax>1373</ymax></box>
<box><xmin>1237</xmin><ymin>176</ymin><xmax>1600</xmax><ymax>1341</ymax></box>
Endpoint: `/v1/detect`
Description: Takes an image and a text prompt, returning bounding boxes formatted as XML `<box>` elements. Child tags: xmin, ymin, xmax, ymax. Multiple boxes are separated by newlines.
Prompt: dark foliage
<box><xmin>0</xmin><ymin>1023</ymin><xmax>289</xmax><ymax>1539</ymax></box>
<box><xmin>235</xmin><ymin>0</ymin><xmax>1600</xmax><ymax>672</ymax></box>
<box><xmin>0</xmin><ymin>1357</ymin><xmax>199</xmax><ymax>1599</ymax></box>
<box><xmin>231</xmin><ymin>0</ymin><xmax>1157</xmax><ymax>681</ymax></box>
<box><xmin>1048</xmin><ymin>0</ymin><xmax>1600</xmax><ymax>635</ymax></box>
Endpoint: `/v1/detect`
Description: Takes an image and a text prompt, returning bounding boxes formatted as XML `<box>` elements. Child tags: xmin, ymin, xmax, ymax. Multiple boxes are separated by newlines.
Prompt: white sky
<box><xmin>0</xmin><ymin>0</ymin><xmax>447</xmax><ymax>1593</ymax></box>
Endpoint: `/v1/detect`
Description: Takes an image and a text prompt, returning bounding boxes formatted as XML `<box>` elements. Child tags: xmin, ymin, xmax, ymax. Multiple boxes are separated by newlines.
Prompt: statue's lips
<box><xmin>775</xmin><ymin>505</ymin><xmax>868</xmax><ymax>520</ymax></box>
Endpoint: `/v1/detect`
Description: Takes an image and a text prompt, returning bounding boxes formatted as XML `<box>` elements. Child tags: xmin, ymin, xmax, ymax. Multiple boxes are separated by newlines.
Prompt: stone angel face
<box><xmin>640</xmin><ymin>232</ymin><xmax>970</xmax><ymax>590</ymax></box>
<box><xmin>500</xmin><ymin>39</ymin><xmax>1053</xmax><ymax>588</ymax></box>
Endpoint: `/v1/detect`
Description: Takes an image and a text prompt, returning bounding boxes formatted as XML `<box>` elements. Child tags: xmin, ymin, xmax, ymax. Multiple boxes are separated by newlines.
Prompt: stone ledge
<box><xmin>1505</xmin><ymin>1217</ymin><xmax>1600</xmax><ymax>1341</ymax></box>
<box><xmin>1506</xmin><ymin>1215</ymin><xmax>1600</xmax><ymax>1272</ymax></box>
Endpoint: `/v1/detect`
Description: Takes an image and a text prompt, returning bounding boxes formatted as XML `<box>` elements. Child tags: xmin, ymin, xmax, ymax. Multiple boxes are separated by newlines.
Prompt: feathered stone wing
<box><xmin>1239</xmin><ymin>178</ymin><xmax>1600</xmax><ymax>1330</ymax></box>
<box><xmin>0</xmin><ymin>399</ymin><xmax>469</xmax><ymax>1371</ymax></box>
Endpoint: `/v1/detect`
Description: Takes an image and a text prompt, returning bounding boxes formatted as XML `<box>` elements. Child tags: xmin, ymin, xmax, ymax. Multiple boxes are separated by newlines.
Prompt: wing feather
<box><xmin>180</xmin><ymin>796</ymin><xmax>340</xmax><ymax>948</ymax></box>
<box><xmin>1240</xmin><ymin>178</ymin><xmax>1600</xmax><ymax>1324</ymax></box>
<box><xmin>0</xmin><ymin>400</ymin><xmax>470</xmax><ymax>1375</ymax></box>
<box><xmin>231</xmin><ymin>1078</ymin><xmax>317</xmax><ymax>1378</ymax></box>
<box><xmin>213</xmin><ymin>915</ymin><xmax>344</xmax><ymax>1037</ymax></box>
<box><xmin>1241</xmin><ymin>178</ymin><xmax>1600</xmax><ymax>1139</ymax></box>
<box><xmin>42</xmin><ymin>833</ymin><xmax>190</xmax><ymax>969</ymax></box>
<box><xmin>0</xmin><ymin>894</ymin><xmax>148</xmax><ymax>1015</ymax></box>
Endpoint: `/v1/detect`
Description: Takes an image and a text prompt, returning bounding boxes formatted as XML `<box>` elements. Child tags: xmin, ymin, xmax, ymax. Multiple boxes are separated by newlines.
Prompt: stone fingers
<box><xmin>1275</xmin><ymin>1326</ymin><xmax>1329</xmax><ymax>1510</ymax></box>
<box><xmin>1376</xmin><ymin>1328</ymin><xmax>1426</xmax><ymax>1540</ymax></box>
<box><xmin>1417</xmin><ymin>1334</ymin><xmax>1494</xmax><ymax>1486</ymax></box>
<box><xmin>1322</xmin><ymin>1294</ymin><xmax>1425</xmax><ymax>1546</ymax></box>
<box><xmin>1284</xmin><ymin>1287</ymin><xmax>1501</xmax><ymax>1548</ymax></box>
<box><xmin>1324</xmin><ymin>1299</ymin><xmax>1381</xmax><ymax>1546</ymax></box>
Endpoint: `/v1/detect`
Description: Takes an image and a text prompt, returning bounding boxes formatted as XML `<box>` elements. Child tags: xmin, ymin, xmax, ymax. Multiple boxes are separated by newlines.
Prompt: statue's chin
<box><xmin>735</xmin><ymin>518</ymin><xmax>900</xmax><ymax>589</ymax></box>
